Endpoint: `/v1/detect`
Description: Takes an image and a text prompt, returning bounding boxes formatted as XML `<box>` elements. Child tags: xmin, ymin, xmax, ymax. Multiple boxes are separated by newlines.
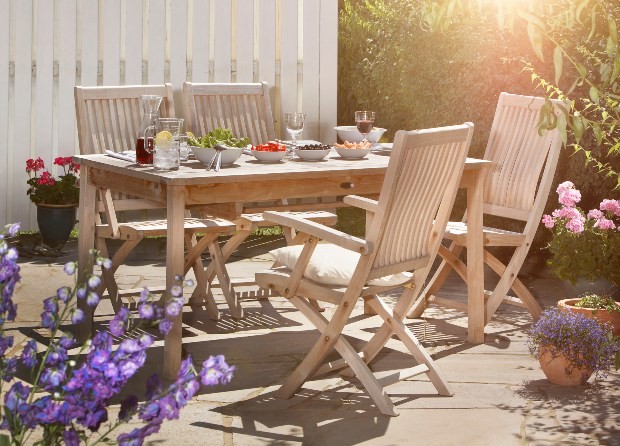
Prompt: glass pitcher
<box><xmin>135</xmin><ymin>95</ymin><xmax>163</xmax><ymax>166</ymax></box>
<box><xmin>152</xmin><ymin>118</ymin><xmax>184</xmax><ymax>170</ymax></box>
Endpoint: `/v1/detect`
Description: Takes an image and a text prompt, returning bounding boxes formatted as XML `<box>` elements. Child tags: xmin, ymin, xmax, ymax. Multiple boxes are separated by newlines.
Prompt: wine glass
<box><xmin>285</xmin><ymin>112</ymin><xmax>305</xmax><ymax>158</ymax></box>
<box><xmin>355</xmin><ymin>111</ymin><xmax>376</xmax><ymax>142</ymax></box>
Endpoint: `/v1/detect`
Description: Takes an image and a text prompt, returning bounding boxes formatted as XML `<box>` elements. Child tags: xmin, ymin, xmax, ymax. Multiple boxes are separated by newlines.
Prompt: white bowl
<box><xmin>251</xmin><ymin>150</ymin><xmax>286</xmax><ymax>163</ymax></box>
<box><xmin>334</xmin><ymin>146</ymin><xmax>371</xmax><ymax>159</ymax></box>
<box><xmin>334</xmin><ymin>126</ymin><xmax>386</xmax><ymax>143</ymax></box>
<box><xmin>294</xmin><ymin>148</ymin><xmax>331</xmax><ymax>161</ymax></box>
<box><xmin>191</xmin><ymin>146</ymin><xmax>244</xmax><ymax>166</ymax></box>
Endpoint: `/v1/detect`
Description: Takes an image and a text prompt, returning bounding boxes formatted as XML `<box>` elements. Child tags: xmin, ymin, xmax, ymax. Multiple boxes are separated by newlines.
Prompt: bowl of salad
<box><xmin>251</xmin><ymin>142</ymin><xmax>287</xmax><ymax>162</ymax></box>
<box><xmin>189</xmin><ymin>128</ymin><xmax>250</xmax><ymax>166</ymax></box>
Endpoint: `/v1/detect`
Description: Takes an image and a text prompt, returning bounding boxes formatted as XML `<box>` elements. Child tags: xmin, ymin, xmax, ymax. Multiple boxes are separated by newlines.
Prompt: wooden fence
<box><xmin>0</xmin><ymin>0</ymin><xmax>338</xmax><ymax>230</ymax></box>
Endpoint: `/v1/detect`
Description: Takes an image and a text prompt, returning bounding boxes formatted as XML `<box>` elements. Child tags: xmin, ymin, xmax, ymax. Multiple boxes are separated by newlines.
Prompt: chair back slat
<box><xmin>75</xmin><ymin>84</ymin><xmax>175</xmax><ymax>155</ymax></box>
<box><xmin>483</xmin><ymin>93</ymin><xmax>563</xmax><ymax>216</ymax></box>
<box><xmin>369</xmin><ymin>124</ymin><xmax>473</xmax><ymax>270</ymax></box>
<box><xmin>183</xmin><ymin>82</ymin><xmax>275</xmax><ymax>145</ymax></box>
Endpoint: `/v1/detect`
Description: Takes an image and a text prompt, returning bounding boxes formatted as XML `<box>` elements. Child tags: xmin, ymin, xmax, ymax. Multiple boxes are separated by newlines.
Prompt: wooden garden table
<box><xmin>73</xmin><ymin>152</ymin><xmax>490</xmax><ymax>379</ymax></box>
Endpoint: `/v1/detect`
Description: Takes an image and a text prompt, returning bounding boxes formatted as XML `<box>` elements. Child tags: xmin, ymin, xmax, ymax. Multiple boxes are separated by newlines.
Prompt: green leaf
<box><xmin>553</xmin><ymin>46</ymin><xmax>563</xmax><ymax>85</ymax></box>
<box><xmin>517</xmin><ymin>8</ymin><xmax>546</xmax><ymax>30</ymax></box>
<box><xmin>592</xmin><ymin>122</ymin><xmax>603</xmax><ymax>145</ymax></box>
<box><xmin>609</xmin><ymin>15</ymin><xmax>618</xmax><ymax>46</ymax></box>
<box><xmin>527</xmin><ymin>22</ymin><xmax>545</xmax><ymax>62</ymax></box>
<box><xmin>572</xmin><ymin>115</ymin><xmax>585</xmax><ymax>144</ymax></box>
<box><xmin>576</xmin><ymin>63</ymin><xmax>587</xmax><ymax>79</ymax></box>
<box><xmin>589</xmin><ymin>86</ymin><xmax>600</xmax><ymax>104</ymax></box>
<box><xmin>557</xmin><ymin>111</ymin><xmax>567</xmax><ymax>146</ymax></box>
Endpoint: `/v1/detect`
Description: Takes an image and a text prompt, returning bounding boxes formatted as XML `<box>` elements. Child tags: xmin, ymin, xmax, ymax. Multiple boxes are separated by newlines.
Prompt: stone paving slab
<box><xmin>7</xmin><ymin>236</ymin><xmax>620</xmax><ymax>445</ymax></box>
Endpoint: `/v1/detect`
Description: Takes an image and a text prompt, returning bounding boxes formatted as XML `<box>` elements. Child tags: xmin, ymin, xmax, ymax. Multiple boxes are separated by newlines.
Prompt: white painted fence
<box><xmin>0</xmin><ymin>0</ymin><xmax>338</xmax><ymax>230</ymax></box>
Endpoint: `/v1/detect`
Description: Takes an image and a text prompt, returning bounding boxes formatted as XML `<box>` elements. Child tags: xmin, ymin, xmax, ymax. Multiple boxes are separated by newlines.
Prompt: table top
<box><xmin>74</xmin><ymin>152</ymin><xmax>491</xmax><ymax>186</ymax></box>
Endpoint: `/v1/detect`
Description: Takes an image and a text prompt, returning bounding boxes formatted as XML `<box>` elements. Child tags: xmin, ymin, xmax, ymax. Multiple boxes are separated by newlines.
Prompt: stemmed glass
<box><xmin>355</xmin><ymin>111</ymin><xmax>375</xmax><ymax>142</ymax></box>
<box><xmin>285</xmin><ymin>112</ymin><xmax>305</xmax><ymax>158</ymax></box>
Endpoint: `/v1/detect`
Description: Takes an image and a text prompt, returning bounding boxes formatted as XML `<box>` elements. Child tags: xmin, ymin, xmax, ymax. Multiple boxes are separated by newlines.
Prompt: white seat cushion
<box><xmin>270</xmin><ymin>244</ymin><xmax>412</xmax><ymax>287</ymax></box>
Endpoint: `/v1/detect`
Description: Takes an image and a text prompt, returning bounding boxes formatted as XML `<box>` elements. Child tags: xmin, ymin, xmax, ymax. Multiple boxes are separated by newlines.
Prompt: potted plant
<box><xmin>558</xmin><ymin>293</ymin><xmax>620</xmax><ymax>337</ymax></box>
<box><xmin>26</xmin><ymin>156</ymin><xmax>80</xmax><ymax>249</ymax></box>
<box><xmin>541</xmin><ymin>181</ymin><xmax>620</xmax><ymax>295</ymax></box>
<box><xmin>528</xmin><ymin>307</ymin><xmax>618</xmax><ymax>386</ymax></box>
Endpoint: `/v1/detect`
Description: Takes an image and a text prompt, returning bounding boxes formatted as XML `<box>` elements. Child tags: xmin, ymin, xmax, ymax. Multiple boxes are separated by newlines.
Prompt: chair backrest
<box><xmin>74</xmin><ymin>84</ymin><xmax>175</xmax><ymax>155</ymax></box>
<box><xmin>366</xmin><ymin>123</ymin><xmax>474</xmax><ymax>279</ymax></box>
<box><xmin>183</xmin><ymin>81</ymin><xmax>275</xmax><ymax>145</ymax></box>
<box><xmin>482</xmin><ymin>92</ymin><xmax>564</xmax><ymax>221</ymax></box>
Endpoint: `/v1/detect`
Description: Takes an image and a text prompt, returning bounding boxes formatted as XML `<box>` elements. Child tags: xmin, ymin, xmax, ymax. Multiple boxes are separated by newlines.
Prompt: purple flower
<box><xmin>86</xmin><ymin>291</ymin><xmax>100</xmax><ymax>307</ymax></box>
<box><xmin>63</xmin><ymin>428</ymin><xmax>80</xmax><ymax>446</ymax></box>
<box><xmin>0</xmin><ymin>335</ymin><xmax>14</xmax><ymax>356</ymax></box>
<box><xmin>158</xmin><ymin>319</ymin><xmax>173</xmax><ymax>335</ymax></box>
<box><xmin>20</xmin><ymin>339</ymin><xmax>38</xmax><ymax>368</ymax></box>
<box><xmin>145</xmin><ymin>374</ymin><xmax>162</xmax><ymax>400</ymax></box>
<box><xmin>119</xmin><ymin>395</ymin><xmax>138</xmax><ymax>421</ymax></box>
<box><xmin>200</xmin><ymin>355</ymin><xmax>235</xmax><ymax>386</ymax></box>
<box><xmin>88</xmin><ymin>275</ymin><xmax>101</xmax><ymax>289</ymax></box>
<box><xmin>139</xmin><ymin>287</ymin><xmax>150</xmax><ymax>302</ymax></box>
<box><xmin>76</xmin><ymin>286</ymin><xmax>87</xmax><ymax>299</ymax></box>
<box><xmin>59</xmin><ymin>335</ymin><xmax>76</xmax><ymax>349</ymax></box>
<box><xmin>119</xmin><ymin>339</ymin><xmax>141</xmax><ymax>354</ymax></box>
<box><xmin>71</xmin><ymin>308</ymin><xmax>85</xmax><ymax>324</ymax></box>
<box><xmin>117</xmin><ymin>428</ymin><xmax>144</xmax><ymax>446</ymax></box>
<box><xmin>40</xmin><ymin>366</ymin><xmax>66</xmax><ymax>388</ymax></box>
<box><xmin>56</xmin><ymin>286</ymin><xmax>71</xmax><ymax>302</ymax></box>
<box><xmin>169</xmin><ymin>285</ymin><xmax>183</xmax><ymax>298</ymax></box>
<box><xmin>165</xmin><ymin>300</ymin><xmax>182</xmax><ymax>317</ymax></box>
<box><xmin>2</xmin><ymin>357</ymin><xmax>17</xmax><ymax>382</ymax></box>
<box><xmin>6</xmin><ymin>223</ymin><xmax>20</xmax><ymax>237</ymax></box>
<box><xmin>5</xmin><ymin>248</ymin><xmax>18</xmax><ymax>261</ymax></box>
<box><xmin>63</xmin><ymin>261</ymin><xmax>77</xmax><ymax>276</ymax></box>
<box><xmin>5</xmin><ymin>382</ymin><xmax>30</xmax><ymax>411</ymax></box>
<box><xmin>138</xmin><ymin>303</ymin><xmax>154</xmax><ymax>320</ymax></box>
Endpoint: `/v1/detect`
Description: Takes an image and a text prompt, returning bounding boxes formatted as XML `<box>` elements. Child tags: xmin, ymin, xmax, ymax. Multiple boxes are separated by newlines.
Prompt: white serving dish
<box><xmin>334</xmin><ymin>146</ymin><xmax>371</xmax><ymax>159</ymax></box>
<box><xmin>334</xmin><ymin>126</ymin><xmax>386</xmax><ymax>143</ymax></box>
<box><xmin>191</xmin><ymin>146</ymin><xmax>245</xmax><ymax>166</ymax></box>
<box><xmin>251</xmin><ymin>150</ymin><xmax>286</xmax><ymax>163</ymax></box>
<box><xmin>294</xmin><ymin>148</ymin><xmax>331</xmax><ymax>161</ymax></box>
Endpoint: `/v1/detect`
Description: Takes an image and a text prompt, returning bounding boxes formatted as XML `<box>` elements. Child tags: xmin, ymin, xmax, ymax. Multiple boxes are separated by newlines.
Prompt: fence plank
<box><xmin>319</xmin><ymin>0</ymin><xmax>337</xmax><ymax>143</ymax></box>
<box><xmin>80</xmin><ymin>0</ymin><xmax>99</xmax><ymax>86</ymax></box>
<box><xmin>147</xmin><ymin>0</ymin><xmax>166</xmax><ymax>83</ymax></box>
<box><xmin>191</xmin><ymin>0</ymin><xmax>210</xmax><ymax>82</ymax></box>
<box><xmin>58</xmin><ymin>0</ymin><xmax>77</xmax><ymax>159</ymax></box>
<box><xmin>35</xmin><ymin>0</ymin><xmax>55</xmax><ymax>170</ymax></box>
<box><xmin>0</xmin><ymin>0</ymin><xmax>9</xmax><ymax>224</ymax></box>
<box><xmin>103</xmin><ymin>0</ymin><xmax>122</xmax><ymax>85</ymax></box>
<box><xmin>125</xmin><ymin>0</ymin><xmax>143</xmax><ymax>85</ymax></box>
<box><xmin>214</xmin><ymin>0</ymin><xmax>232</xmax><ymax>82</ymax></box>
<box><xmin>235</xmin><ymin>0</ymin><xmax>254</xmax><ymax>83</ymax></box>
<box><xmin>279</xmin><ymin>0</ymin><xmax>298</xmax><ymax>138</ymax></box>
<box><xmin>169</xmin><ymin>0</ymin><xmax>188</xmax><ymax>112</ymax></box>
<box><xmin>13</xmin><ymin>1</ymin><xmax>34</xmax><ymax>226</ymax></box>
<box><xmin>303</xmin><ymin>0</ymin><xmax>320</xmax><ymax>141</ymax></box>
<box><xmin>258</xmin><ymin>0</ymin><xmax>276</xmax><ymax>133</ymax></box>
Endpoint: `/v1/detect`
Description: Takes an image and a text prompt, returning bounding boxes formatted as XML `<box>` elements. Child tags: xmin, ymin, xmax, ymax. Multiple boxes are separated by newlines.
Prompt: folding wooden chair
<box><xmin>182</xmin><ymin>82</ymin><xmax>337</xmax><ymax>309</ymax></box>
<box><xmin>255</xmin><ymin>123</ymin><xmax>474</xmax><ymax>416</ymax></box>
<box><xmin>75</xmin><ymin>85</ymin><xmax>241</xmax><ymax>319</ymax></box>
<box><xmin>409</xmin><ymin>93</ymin><xmax>565</xmax><ymax>324</ymax></box>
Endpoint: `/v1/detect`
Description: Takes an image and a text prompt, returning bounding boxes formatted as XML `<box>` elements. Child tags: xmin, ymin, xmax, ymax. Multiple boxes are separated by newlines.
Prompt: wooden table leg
<box><xmin>464</xmin><ymin>170</ymin><xmax>485</xmax><ymax>344</ymax></box>
<box><xmin>163</xmin><ymin>185</ymin><xmax>186</xmax><ymax>380</ymax></box>
<box><xmin>76</xmin><ymin>165</ymin><xmax>97</xmax><ymax>343</ymax></box>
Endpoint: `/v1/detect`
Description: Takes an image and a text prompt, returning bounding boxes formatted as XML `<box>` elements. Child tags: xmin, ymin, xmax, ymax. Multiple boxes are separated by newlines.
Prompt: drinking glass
<box><xmin>285</xmin><ymin>112</ymin><xmax>305</xmax><ymax>158</ymax></box>
<box><xmin>355</xmin><ymin>111</ymin><xmax>376</xmax><ymax>141</ymax></box>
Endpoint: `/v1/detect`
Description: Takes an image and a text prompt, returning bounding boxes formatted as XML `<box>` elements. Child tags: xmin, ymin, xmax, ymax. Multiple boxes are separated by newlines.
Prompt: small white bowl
<box><xmin>334</xmin><ymin>146</ymin><xmax>371</xmax><ymax>159</ymax></box>
<box><xmin>251</xmin><ymin>150</ymin><xmax>286</xmax><ymax>163</ymax></box>
<box><xmin>334</xmin><ymin>126</ymin><xmax>386</xmax><ymax>143</ymax></box>
<box><xmin>295</xmin><ymin>148</ymin><xmax>331</xmax><ymax>161</ymax></box>
<box><xmin>191</xmin><ymin>146</ymin><xmax>244</xmax><ymax>166</ymax></box>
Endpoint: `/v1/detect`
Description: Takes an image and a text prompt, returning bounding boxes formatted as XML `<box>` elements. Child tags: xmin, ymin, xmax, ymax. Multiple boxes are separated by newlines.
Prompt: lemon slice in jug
<box><xmin>155</xmin><ymin>130</ymin><xmax>173</xmax><ymax>146</ymax></box>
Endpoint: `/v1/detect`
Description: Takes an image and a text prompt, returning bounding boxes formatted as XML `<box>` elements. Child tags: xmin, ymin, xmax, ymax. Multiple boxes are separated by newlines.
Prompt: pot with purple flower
<box><xmin>528</xmin><ymin>308</ymin><xmax>618</xmax><ymax>386</ymax></box>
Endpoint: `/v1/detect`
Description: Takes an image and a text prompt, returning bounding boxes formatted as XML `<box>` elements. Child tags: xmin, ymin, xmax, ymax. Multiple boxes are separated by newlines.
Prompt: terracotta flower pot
<box><xmin>538</xmin><ymin>349</ymin><xmax>592</xmax><ymax>386</ymax></box>
<box><xmin>558</xmin><ymin>298</ymin><xmax>620</xmax><ymax>336</ymax></box>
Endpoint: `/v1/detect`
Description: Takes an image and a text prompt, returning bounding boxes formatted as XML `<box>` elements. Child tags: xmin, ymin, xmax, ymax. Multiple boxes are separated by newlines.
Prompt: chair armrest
<box><xmin>263</xmin><ymin>211</ymin><xmax>373</xmax><ymax>255</ymax></box>
<box><xmin>343</xmin><ymin>195</ymin><xmax>378</xmax><ymax>213</ymax></box>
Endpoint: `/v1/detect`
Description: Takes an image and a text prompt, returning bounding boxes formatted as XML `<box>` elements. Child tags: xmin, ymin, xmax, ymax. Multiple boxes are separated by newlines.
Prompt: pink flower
<box><xmin>558</xmin><ymin>188</ymin><xmax>581</xmax><ymax>207</ymax></box>
<box><xmin>565</xmin><ymin>218</ymin><xmax>584</xmax><ymax>233</ymax></box>
<box><xmin>553</xmin><ymin>206</ymin><xmax>582</xmax><ymax>220</ymax></box>
<box><xmin>556</xmin><ymin>181</ymin><xmax>574</xmax><ymax>195</ymax></box>
<box><xmin>587</xmin><ymin>209</ymin><xmax>604</xmax><ymax>220</ymax></box>
<box><xmin>594</xmin><ymin>218</ymin><xmax>616</xmax><ymax>230</ymax></box>
<box><xmin>600</xmin><ymin>199</ymin><xmax>620</xmax><ymax>217</ymax></box>
<box><xmin>541</xmin><ymin>214</ymin><xmax>555</xmax><ymax>228</ymax></box>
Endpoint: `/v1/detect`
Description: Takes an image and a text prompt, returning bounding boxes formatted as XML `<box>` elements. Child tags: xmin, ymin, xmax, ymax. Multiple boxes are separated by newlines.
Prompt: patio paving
<box><xmin>8</xmin><ymin>235</ymin><xmax>620</xmax><ymax>445</ymax></box>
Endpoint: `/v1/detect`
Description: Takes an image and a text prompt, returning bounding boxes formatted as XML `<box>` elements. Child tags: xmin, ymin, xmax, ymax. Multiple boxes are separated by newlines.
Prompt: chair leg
<box><xmin>96</xmin><ymin>238</ymin><xmax>141</xmax><ymax>313</ymax></box>
<box><xmin>208</xmin><ymin>239</ymin><xmax>243</xmax><ymax>319</ymax></box>
<box><xmin>409</xmin><ymin>243</ymin><xmax>464</xmax><ymax>318</ymax></box>
<box><xmin>285</xmin><ymin>296</ymin><xmax>398</xmax><ymax>416</ymax></box>
<box><xmin>483</xmin><ymin>249</ymin><xmax>542</xmax><ymax>320</ymax></box>
<box><xmin>185</xmin><ymin>234</ymin><xmax>220</xmax><ymax>320</ymax></box>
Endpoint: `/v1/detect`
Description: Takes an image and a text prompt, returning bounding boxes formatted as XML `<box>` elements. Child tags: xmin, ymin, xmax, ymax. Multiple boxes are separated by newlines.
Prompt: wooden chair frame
<box><xmin>255</xmin><ymin>123</ymin><xmax>474</xmax><ymax>416</ymax></box>
<box><xmin>409</xmin><ymin>93</ymin><xmax>566</xmax><ymax>324</ymax></box>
